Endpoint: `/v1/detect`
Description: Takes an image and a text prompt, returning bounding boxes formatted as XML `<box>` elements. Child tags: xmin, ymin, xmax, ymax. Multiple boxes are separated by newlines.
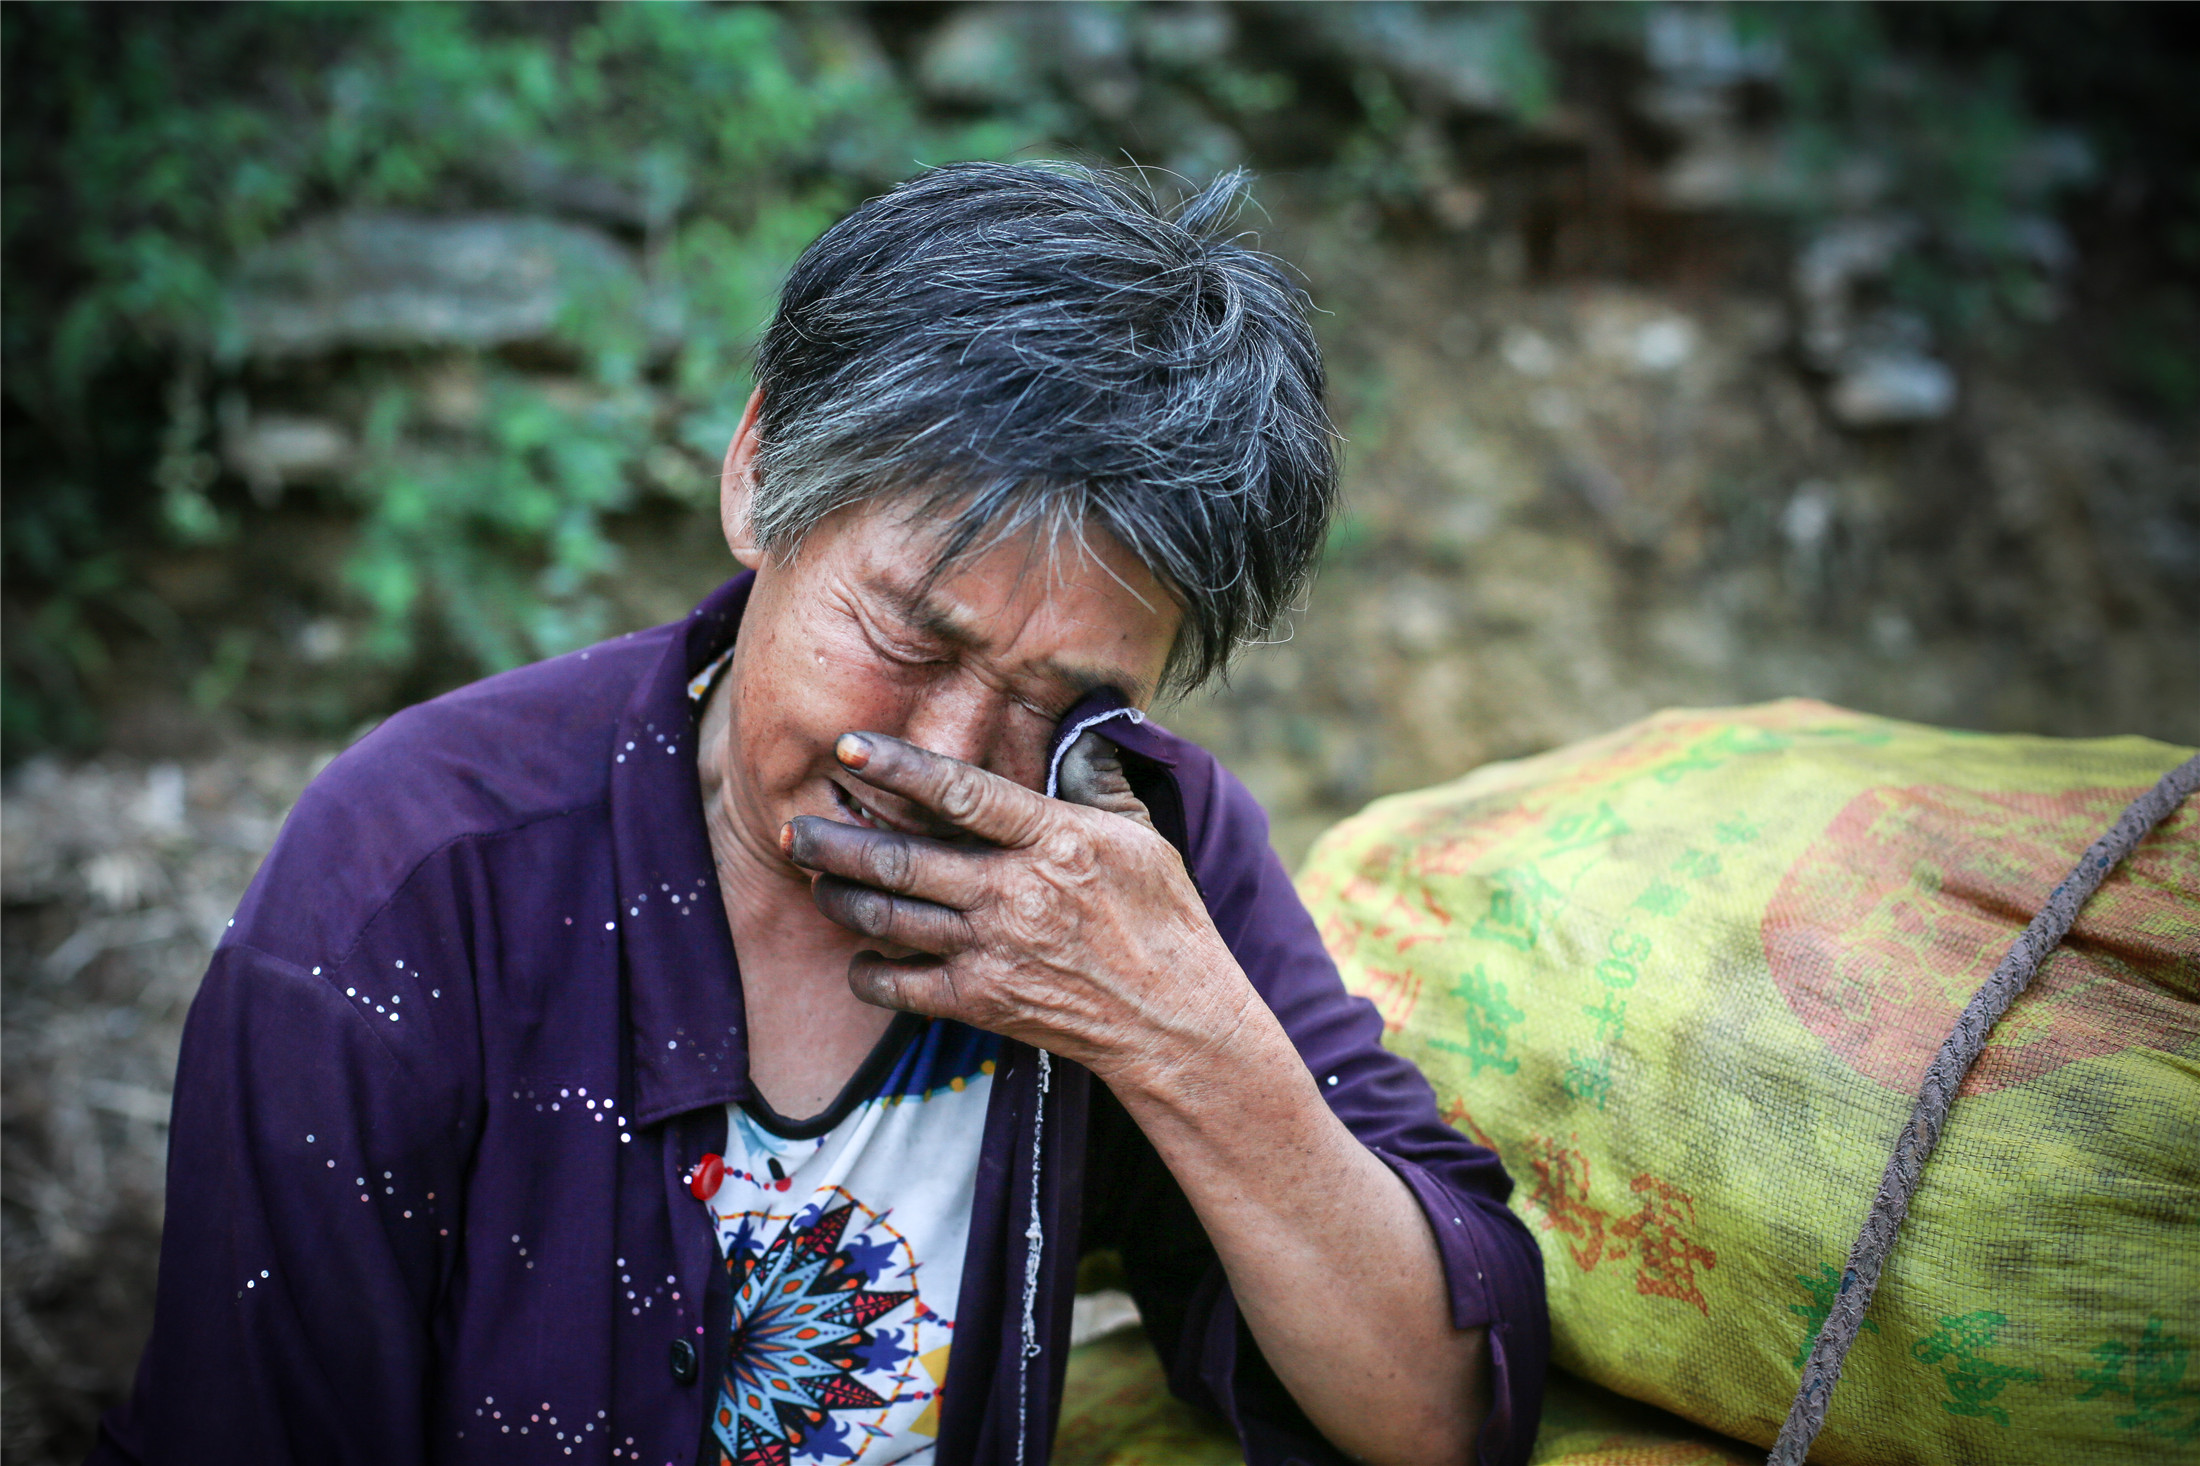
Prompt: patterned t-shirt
<box><xmin>694</xmin><ymin>1015</ymin><xmax>1003</xmax><ymax>1466</ymax></box>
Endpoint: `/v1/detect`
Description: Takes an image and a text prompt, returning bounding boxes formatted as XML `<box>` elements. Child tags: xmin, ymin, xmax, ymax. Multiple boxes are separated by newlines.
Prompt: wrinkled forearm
<box><xmin>1102</xmin><ymin>978</ymin><xmax>1487</xmax><ymax>1466</ymax></box>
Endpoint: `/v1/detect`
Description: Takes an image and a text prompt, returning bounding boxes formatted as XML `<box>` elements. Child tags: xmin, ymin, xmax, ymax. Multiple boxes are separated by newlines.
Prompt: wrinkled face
<box><xmin>718</xmin><ymin>499</ymin><xmax>1180</xmax><ymax>868</ymax></box>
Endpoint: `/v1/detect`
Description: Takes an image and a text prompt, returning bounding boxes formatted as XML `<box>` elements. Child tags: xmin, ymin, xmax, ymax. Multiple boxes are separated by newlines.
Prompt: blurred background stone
<box><xmin>225</xmin><ymin>212</ymin><xmax>651</xmax><ymax>359</ymax></box>
<box><xmin>1827</xmin><ymin>351</ymin><xmax>1957</xmax><ymax>427</ymax></box>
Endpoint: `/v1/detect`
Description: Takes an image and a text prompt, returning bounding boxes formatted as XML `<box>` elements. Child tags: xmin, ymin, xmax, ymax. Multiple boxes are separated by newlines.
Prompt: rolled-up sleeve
<box><xmin>1144</xmin><ymin>755</ymin><xmax>1550</xmax><ymax>1466</ymax></box>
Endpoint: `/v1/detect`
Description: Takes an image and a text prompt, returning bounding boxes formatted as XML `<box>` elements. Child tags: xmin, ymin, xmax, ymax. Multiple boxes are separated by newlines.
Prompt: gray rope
<box><xmin>1767</xmin><ymin>752</ymin><xmax>2200</xmax><ymax>1466</ymax></box>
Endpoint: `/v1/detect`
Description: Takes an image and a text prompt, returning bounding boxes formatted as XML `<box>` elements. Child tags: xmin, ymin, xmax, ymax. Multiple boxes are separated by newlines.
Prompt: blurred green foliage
<box><xmin>1765</xmin><ymin>4</ymin><xmax>2086</xmax><ymax>338</ymax></box>
<box><xmin>2</xmin><ymin>1</ymin><xmax>1025</xmax><ymax>754</ymax></box>
<box><xmin>4</xmin><ymin>2</ymin><xmax>2190</xmax><ymax>763</ymax></box>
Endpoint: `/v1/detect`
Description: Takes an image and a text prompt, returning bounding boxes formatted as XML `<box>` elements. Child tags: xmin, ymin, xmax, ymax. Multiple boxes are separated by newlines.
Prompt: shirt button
<box><xmin>669</xmin><ymin>1337</ymin><xmax>698</xmax><ymax>1386</ymax></box>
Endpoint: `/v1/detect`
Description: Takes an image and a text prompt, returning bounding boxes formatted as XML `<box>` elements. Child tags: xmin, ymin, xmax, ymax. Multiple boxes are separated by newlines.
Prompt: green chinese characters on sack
<box><xmin>2078</xmin><ymin>1317</ymin><xmax>2200</xmax><ymax>1442</ymax></box>
<box><xmin>1913</xmin><ymin>1311</ymin><xmax>2043</xmax><ymax>1427</ymax></box>
<box><xmin>1787</xmin><ymin>1264</ymin><xmax>1879</xmax><ymax>1372</ymax></box>
<box><xmin>1427</xmin><ymin>965</ymin><xmax>1523</xmax><ymax>1077</ymax></box>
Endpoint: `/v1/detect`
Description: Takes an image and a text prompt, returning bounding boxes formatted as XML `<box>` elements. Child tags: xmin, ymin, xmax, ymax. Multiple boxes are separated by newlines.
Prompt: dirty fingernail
<box><xmin>835</xmin><ymin>733</ymin><xmax>873</xmax><ymax>769</ymax></box>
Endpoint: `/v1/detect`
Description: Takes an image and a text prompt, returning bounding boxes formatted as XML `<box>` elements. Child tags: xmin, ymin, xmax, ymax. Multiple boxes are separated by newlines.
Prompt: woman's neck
<box><xmin>694</xmin><ymin>655</ymin><xmax>899</xmax><ymax>1120</ymax></box>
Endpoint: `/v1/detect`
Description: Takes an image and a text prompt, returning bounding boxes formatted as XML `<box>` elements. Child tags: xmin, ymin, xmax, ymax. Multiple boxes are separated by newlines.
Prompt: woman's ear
<box><xmin>719</xmin><ymin>387</ymin><xmax>766</xmax><ymax>570</ymax></box>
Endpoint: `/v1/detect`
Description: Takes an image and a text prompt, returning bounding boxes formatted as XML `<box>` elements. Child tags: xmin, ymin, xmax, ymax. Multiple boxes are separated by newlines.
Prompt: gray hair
<box><xmin>748</xmin><ymin>161</ymin><xmax>1337</xmax><ymax>695</ymax></box>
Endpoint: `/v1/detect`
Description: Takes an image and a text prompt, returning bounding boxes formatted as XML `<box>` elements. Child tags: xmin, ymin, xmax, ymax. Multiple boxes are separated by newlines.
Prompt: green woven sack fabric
<box><xmin>1296</xmin><ymin>701</ymin><xmax>2200</xmax><ymax>1465</ymax></box>
<box><xmin>1053</xmin><ymin>1333</ymin><xmax>1757</xmax><ymax>1466</ymax></box>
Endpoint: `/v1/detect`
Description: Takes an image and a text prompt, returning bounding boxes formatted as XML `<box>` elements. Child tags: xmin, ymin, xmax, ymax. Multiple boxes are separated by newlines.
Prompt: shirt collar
<box><xmin>614</xmin><ymin>571</ymin><xmax>757</xmax><ymax>1128</ymax></box>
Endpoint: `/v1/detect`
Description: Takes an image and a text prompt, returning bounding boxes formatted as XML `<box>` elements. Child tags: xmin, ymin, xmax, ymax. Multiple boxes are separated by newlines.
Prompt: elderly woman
<box><xmin>98</xmin><ymin>164</ymin><xmax>1546</xmax><ymax>1466</ymax></box>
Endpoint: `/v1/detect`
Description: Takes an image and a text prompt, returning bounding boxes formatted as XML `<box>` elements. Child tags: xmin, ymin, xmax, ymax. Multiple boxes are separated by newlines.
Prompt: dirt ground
<box><xmin>5</xmin><ymin>217</ymin><xmax>2196</xmax><ymax>1461</ymax></box>
<box><xmin>2</xmin><ymin>746</ymin><xmax>329</xmax><ymax>1459</ymax></box>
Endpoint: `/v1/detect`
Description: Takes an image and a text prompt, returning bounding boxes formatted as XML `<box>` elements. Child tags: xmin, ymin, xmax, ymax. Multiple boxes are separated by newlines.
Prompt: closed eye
<box><xmin>868</xmin><ymin>628</ymin><xmax>954</xmax><ymax>670</ymax></box>
<box><xmin>870</xmin><ymin>623</ymin><xmax>1067</xmax><ymax>721</ymax></box>
<box><xmin>1019</xmin><ymin>689</ymin><xmax>1083</xmax><ymax>725</ymax></box>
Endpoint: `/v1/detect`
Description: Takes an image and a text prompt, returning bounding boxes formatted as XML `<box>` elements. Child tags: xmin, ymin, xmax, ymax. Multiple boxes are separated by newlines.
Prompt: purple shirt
<box><xmin>95</xmin><ymin>573</ymin><xmax>1546</xmax><ymax>1466</ymax></box>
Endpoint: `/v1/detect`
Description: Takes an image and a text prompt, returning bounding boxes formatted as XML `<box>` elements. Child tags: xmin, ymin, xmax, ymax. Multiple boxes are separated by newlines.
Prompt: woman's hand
<box><xmin>781</xmin><ymin>730</ymin><xmax>1257</xmax><ymax>1093</ymax></box>
<box><xmin>791</xmin><ymin>729</ymin><xmax>1488</xmax><ymax>1466</ymax></box>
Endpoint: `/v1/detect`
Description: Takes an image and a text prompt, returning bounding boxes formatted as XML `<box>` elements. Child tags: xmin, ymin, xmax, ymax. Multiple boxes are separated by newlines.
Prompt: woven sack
<box><xmin>1296</xmin><ymin>700</ymin><xmax>2199</xmax><ymax>1464</ymax></box>
<box><xmin>1053</xmin><ymin>1332</ymin><xmax>1758</xmax><ymax>1466</ymax></box>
